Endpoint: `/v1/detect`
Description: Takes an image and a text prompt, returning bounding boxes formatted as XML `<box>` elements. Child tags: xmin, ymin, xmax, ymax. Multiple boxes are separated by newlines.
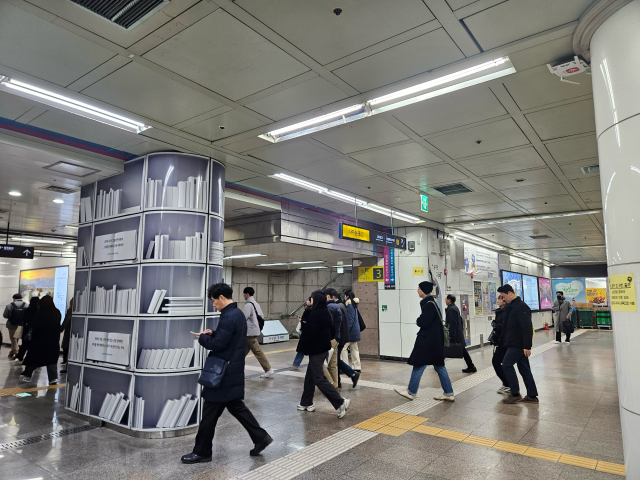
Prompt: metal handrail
<box><xmin>281</xmin><ymin>272</ymin><xmax>345</xmax><ymax>317</ymax></box>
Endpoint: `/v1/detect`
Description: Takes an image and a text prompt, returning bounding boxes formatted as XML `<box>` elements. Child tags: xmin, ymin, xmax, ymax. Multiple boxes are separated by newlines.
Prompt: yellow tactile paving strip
<box><xmin>0</xmin><ymin>383</ymin><xmax>65</xmax><ymax>397</ymax></box>
<box><xmin>354</xmin><ymin>410</ymin><xmax>626</xmax><ymax>476</ymax></box>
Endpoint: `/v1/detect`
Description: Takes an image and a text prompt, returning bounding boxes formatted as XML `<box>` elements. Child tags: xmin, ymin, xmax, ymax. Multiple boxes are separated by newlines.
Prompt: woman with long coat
<box><xmin>20</xmin><ymin>295</ymin><xmax>60</xmax><ymax>384</ymax></box>
<box><xmin>552</xmin><ymin>291</ymin><xmax>573</xmax><ymax>343</ymax></box>
<box><xmin>15</xmin><ymin>296</ymin><xmax>40</xmax><ymax>364</ymax></box>
<box><xmin>297</xmin><ymin>290</ymin><xmax>351</xmax><ymax>418</ymax></box>
<box><xmin>395</xmin><ymin>281</ymin><xmax>454</xmax><ymax>401</ymax></box>
<box><xmin>341</xmin><ymin>290</ymin><xmax>361</xmax><ymax>371</ymax></box>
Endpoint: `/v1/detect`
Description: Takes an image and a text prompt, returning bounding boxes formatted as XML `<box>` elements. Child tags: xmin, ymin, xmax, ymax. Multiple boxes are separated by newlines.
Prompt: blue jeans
<box><xmin>408</xmin><ymin>364</ymin><xmax>453</xmax><ymax>396</ymax></box>
<box><xmin>293</xmin><ymin>351</ymin><xmax>304</xmax><ymax>367</ymax></box>
<box><xmin>502</xmin><ymin>347</ymin><xmax>538</xmax><ymax>397</ymax></box>
<box><xmin>337</xmin><ymin>344</ymin><xmax>355</xmax><ymax>378</ymax></box>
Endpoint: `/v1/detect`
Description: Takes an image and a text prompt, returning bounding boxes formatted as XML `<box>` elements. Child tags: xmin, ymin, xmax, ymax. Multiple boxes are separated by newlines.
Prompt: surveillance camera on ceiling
<box><xmin>333</xmin><ymin>7</ymin><xmax>343</xmax><ymax>15</ymax></box>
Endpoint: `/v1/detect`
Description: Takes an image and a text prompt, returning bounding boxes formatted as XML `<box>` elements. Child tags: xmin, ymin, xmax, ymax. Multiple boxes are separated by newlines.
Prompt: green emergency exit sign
<box><xmin>420</xmin><ymin>194</ymin><xmax>428</xmax><ymax>212</ymax></box>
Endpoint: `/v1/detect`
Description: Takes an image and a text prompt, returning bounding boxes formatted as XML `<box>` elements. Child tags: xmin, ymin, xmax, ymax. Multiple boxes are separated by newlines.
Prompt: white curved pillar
<box><xmin>591</xmin><ymin>0</ymin><xmax>640</xmax><ymax>475</ymax></box>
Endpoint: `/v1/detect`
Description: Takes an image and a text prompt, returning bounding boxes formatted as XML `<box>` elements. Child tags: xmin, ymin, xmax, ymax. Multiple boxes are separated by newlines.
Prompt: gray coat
<box><xmin>552</xmin><ymin>297</ymin><xmax>573</xmax><ymax>332</ymax></box>
<box><xmin>241</xmin><ymin>297</ymin><xmax>263</xmax><ymax>337</ymax></box>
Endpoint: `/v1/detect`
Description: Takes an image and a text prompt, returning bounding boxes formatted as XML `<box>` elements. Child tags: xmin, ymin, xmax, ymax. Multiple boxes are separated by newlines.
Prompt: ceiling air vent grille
<box><xmin>41</xmin><ymin>185</ymin><xmax>80</xmax><ymax>194</ymax></box>
<box><xmin>70</xmin><ymin>0</ymin><xmax>168</xmax><ymax>29</ymax></box>
<box><xmin>530</xmin><ymin>234</ymin><xmax>551</xmax><ymax>239</ymax></box>
<box><xmin>581</xmin><ymin>164</ymin><xmax>600</xmax><ymax>175</ymax></box>
<box><xmin>432</xmin><ymin>183</ymin><xmax>473</xmax><ymax>196</ymax></box>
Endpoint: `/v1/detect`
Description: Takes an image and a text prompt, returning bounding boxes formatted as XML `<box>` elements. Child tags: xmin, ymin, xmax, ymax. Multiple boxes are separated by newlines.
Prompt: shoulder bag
<box><xmin>198</xmin><ymin>325</ymin><xmax>245</xmax><ymax>389</ymax></box>
<box><xmin>249</xmin><ymin>302</ymin><xmax>265</xmax><ymax>331</ymax></box>
<box><xmin>430</xmin><ymin>300</ymin><xmax>464</xmax><ymax>359</ymax></box>
<box><xmin>356</xmin><ymin>306</ymin><xmax>366</xmax><ymax>332</ymax></box>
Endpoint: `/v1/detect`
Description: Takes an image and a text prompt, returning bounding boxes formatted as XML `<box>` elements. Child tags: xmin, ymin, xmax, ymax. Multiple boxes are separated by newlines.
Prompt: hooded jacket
<box><xmin>345</xmin><ymin>298</ymin><xmax>361</xmax><ymax>342</ymax></box>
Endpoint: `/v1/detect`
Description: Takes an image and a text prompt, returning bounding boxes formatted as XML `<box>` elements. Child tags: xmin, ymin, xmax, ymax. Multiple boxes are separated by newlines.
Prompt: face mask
<box><xmin>557</xmin><ymin>296</ymin><xmax>562</xmax><ymax>300</ymax></box>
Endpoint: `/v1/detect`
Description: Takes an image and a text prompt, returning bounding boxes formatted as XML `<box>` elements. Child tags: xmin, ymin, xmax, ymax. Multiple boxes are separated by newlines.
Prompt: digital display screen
<box><xmin>538</xmin><ymin>278</ymin><xmax>553</xmax><ymax>310</ymax></box>
<box><xmin>522</xmin><ymin>274</ymin><xmax>540</xmax><ymax>311</ymax></box>
<box><xmin>501</xmin><ymin>270</ymin><xmax>523</xmax><ymax>298</ymax></box>
<box><xmin>19</xmin><ymin>266</ymin><xmax>69</xmax><ymax>322</ymax></box>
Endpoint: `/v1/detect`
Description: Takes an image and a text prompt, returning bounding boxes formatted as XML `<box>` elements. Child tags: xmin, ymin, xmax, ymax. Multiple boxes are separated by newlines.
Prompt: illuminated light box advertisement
<box><xmin>464</xmin><ymin>243</ymin><xmax>499</xmax><ymax>276</ymax></box>
<box><xmin>86</xmin><ymin>331</ymin><xmax>131</xmax><ymax>366</ymax></box>
<box><xmin>502</xmin><ymin>271</ymin><xmax>523</xmax><ymax>298</ymax></box>
<box><xmin>522</xmin><ymin>274</ymin><xmax>540</xmax><ymax>311</ymax></box>
<box><xmin>586</xmin><ymin>277</ymin><xmax>608</xmax><ymax>305</ymax></box>
<box><xmin>538</xmin><ymin>278</ymin><xmax>553</xmax><ymax>309</ymax></box>
<box><xmin>552</xmin><ymin>278</ymin><xmax>586</xmax><ymax>303</ymax></box>
<box><xmin>19</xmin><ymin>266</ymin><xmax>69</xmax><ymax>320</ymax></box>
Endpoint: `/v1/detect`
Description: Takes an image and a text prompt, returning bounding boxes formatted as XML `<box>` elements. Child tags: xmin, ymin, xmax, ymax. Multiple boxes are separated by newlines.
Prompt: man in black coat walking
<box><xmin>395</xmin><ymin>281</ymin><xmax>454</xmax><ymax>402</ymax></box>
<box><xmin>181</xmin><ymin>283</ymin><xmax>272</xmax><ymax>464</ymax></box>
<box><xmin>445</xmin><ymin>294</ymin><xmax>476</xmax><ymax>373</ymax></box>
<box><xmin>497</xmin><ymin>284</ymin><xmax>539</xmax><ymax>404</ymax></box>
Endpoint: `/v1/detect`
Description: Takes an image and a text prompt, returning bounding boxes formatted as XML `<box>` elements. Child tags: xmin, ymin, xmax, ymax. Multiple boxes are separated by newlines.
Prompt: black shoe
<box><xmin>338</xmin><ymin>381</ymin><xmax>343</xmax><ymax>389</ymax></box>
<box><xmin>351</xmin><ymin>371</ymin><xmax>360</xmax><ymax>388</ymax></box>
<box><xmin>60</xmin><ymin>369</ymin><xmax>67</xmax><ymax>374</ymax></box>
<box><xmin>250</xmin><ymin>434</ymin><xmax>273</xmax><ymax>456</ymax></box>
<box><xmin>502</xmin><ymin>394</ymin><xmax>522</xmax><ymax>404</ymax></box>
<box><xmin>181</xmin><ymin>453</ymin><xmax>212</xmax><ymax>464</ymax></box>
<box><xmin>462</xmin><ymin>366</ymin><xmax>477</xmax><ymax>373</ymax></box>
<box><xmin>518</xmin><ymin>395</ymin><xmax>539</xmax><ymax>404</ymax></box>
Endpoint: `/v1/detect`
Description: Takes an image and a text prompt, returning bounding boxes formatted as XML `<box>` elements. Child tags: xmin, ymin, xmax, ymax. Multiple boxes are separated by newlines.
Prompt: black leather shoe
<box><xmin>250</xmin><ymin>434</ymin><xmax>273</xmax><ymax>456</ymax></box>
<box><xmin>351</xmin><ymin>371</ymin><xmax>360</xmax><ymax>388</ymax></box>
<box><xmin>462</xmin><ymin>366</ymin><xmax>477</xmax><ymax>373</ymax></box>
<box><xmin>181</xmin><ymin>453</ymin><xmax>212</xmax><ymax>464</ymax></box>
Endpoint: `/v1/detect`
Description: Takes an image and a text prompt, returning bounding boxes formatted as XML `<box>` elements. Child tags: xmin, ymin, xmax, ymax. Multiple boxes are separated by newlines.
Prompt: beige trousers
<box><xmin>246</xmin><ymin>336</ymin><xmax>271</xmax><ymax>372</ymax></box>
<box><xmin>324</xmin><ymin>339</ymin><xmax>339</xmax><ymax>387</ymax></box>
<box><xmin>7</xmin><ymin>328</ymin><xmax>19</xmax><ymax>356</ymax></box>
<box><xmin>340</xmin><ymin>342</ymin><xmax>361</xmax><ymax>370</ymax></box>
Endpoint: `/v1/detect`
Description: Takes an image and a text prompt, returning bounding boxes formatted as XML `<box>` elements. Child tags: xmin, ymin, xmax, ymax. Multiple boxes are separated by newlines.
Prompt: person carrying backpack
<box><xmin>3</xmin><ymin>293</ymin><xmax>26</xmax><ymax>359</ymax></box>
<box><xmin>241</xmin><ymin>287</ymin><xmax>274</xmax><ymax>378</ymax></box>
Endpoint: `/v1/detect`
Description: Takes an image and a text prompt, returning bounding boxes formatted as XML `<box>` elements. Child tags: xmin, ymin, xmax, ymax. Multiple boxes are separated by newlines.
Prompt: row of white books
<box><xmin>74</xmin><ymin>286</ymin><xmax>89</xmax><ymax>314</ymax></box>
<box><xmin>98</xmin><ymin>392</ymin><xmax>130</xmax><ymax>424</ymax></box>
<box><xmin>145</xmin><ymin>233</ymin><xmax>206</xmax><ymax>261</ymax></box>
<box><xmin>77</xmin><ymin>246</ymin><xmax>89</xmax><ymax>267</ymax></box>
<box><xmin>69</xmin><ymin>383</ymin><xmax>81</xmax><ymax>411</ymax></box>
<box><xmin>68</xmin><ymin>334</ymin><xmax>84</xmax><ymax>362</ymax></box>
<box><xmin>89</xmin><ymin>286</ymin><xmax>137</xmax><ymax>315</ymax></box>
<box><xmin>147</xmin><ymin>290</ymin><xmax>204</xmax><ymax>315</ymax></box>
<box><xmin>80</xmin><ymin>197</ymin><xmax>93</xmax><ymax>223</ymax></box>
<box><xmin>137</xmin><ymin>344</ymin><xmax>200</xmax><ymax>370</ymax></box>
<box><xmin>133</xmin><ymin>396</ymin><xmax>145</xmax><ymax>429</ymax></box>
<box><xmin>145</xmin><ymin>177</ymin><xmax>208</xmax><ymax>210</ymax></box>
<box><xmin>209</xmin><ymin>241</ymin><xmax>224</xmax><ymax>264</ymax></box>
<box><xmin>156</xmin><ymin>394</ymin><xmax>199</xmax><ymax>429</ymax></box>
<box><xmin>95</xmin><ymin>188</ymin><xmax>122</xmax><ymax>220</ymax></box>
<box><xmin>79</xmin><ymin>385</ymin><xmax>92</xmax><ymax>415</ymax></box>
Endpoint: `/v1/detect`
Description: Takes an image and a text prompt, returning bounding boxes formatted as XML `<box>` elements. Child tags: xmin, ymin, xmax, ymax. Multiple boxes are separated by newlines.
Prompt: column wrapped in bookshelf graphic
<box><xmin>67</xmin><ymin>153</ymin><xmax>225</xmax><ymax>436</ymax></box>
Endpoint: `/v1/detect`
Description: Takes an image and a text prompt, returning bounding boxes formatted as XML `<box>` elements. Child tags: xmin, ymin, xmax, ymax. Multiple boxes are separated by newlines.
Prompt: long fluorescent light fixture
<box><xmin>12</xmin><ymin>237</ymin><xmax>66</xmax><ymax>245</ymax></box>
<box><xmin>299</xmin><ymin>266</ymin><xmax>328</xmax><ymax>270</ymax></box>
<box><xmin>0</xmin><ymin>76</ymin><xmax>151</xmax><ymax>134</ymax></box>
<box><xmin>223</xmin><ymin>253</ymin><xmax>266</xmax><ymax>260</ymax></box>
<box><xmin>452</xmin><ymin>210</ymin><xmax>602</xmax><ymax>227</ymax></box>
<box><xmin>513</xmin><ymin>252</ymin><xmax>548</xmax><ymax>264</ymax></box>
<box><xmin>270</xmin><ymin>173</ymin><xmax>421</xmax><ymax>223</ymax></box>
<box><xmin>256</xmin><ymin>261</ymin><xmax>324</xmax><ymax>267</ymax></box>
<box><xmin>258</xmin><ymin>57</ymin><xmax>514</xmax><ymax>143</ymax></box>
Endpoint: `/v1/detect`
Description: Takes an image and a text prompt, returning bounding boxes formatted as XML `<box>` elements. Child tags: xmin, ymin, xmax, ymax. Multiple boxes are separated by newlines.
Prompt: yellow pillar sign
<box><xmin>358</xmin><ymin>266</ymin><xmax>383</xmax><ymax>282</ymax></box>
<box><xmin>609</xmin><ymin>273</ymin><xmax>637</xmax><ymax>312</ymax></box>
<box><xmin>342</xmin><ymin>224</ymin><xmax>370</xmax><ymax>242</ymax></box>
<box><xmin>413</xmin><ymin>267</ymin><xmax>424</xmax><ymax>276</ymax></box>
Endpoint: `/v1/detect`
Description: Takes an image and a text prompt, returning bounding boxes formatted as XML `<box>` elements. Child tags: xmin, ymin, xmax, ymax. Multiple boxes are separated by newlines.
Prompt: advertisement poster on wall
<box><xmin>474</xmin><ymin>281</ymin><xmax>483</xmax><ymax>315</ymax></box>
<box><xmin>482</xmin><ymin>282</ymin><xmax>491</xmax><ymax>315</ymax></box>
<box><xmin>502</xmin><ymin>271</ymin><xmax>523</xmax><ymax>297</ymax></box>
<box><xmin>464</xmin><ymin>243</ymin><xmax>500</xmax><ymax>276</ymax></box>
<box><xmin>522</xmin><ymin>275</ymin><xmax>540</xmax><ymax>311</ymax></box>
<box><xmin>552</xmin><ymin>278</ymin><xmax>587</xmax><ymax>303</ymax></box>
<box><xmin>489</xmin><ymin>282</ymin><xmax>497</xmax><ymax>311</ymax></box>
<box><xmin>585</xmin><ymin>277</ymin><xmax>608</xmax><ymax>305</ymax></box>
<box><xmin>538</xmin><ymin>278</ymin><xmax>553</xmax><ymax>309</ymax></box>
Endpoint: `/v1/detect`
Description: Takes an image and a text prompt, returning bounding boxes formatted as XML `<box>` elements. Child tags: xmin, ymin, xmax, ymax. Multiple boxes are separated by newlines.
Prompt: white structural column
<box><xmin>591</xmin><ymin>1</ymin><xmax>640</xmax><ymax>475</ymax></box>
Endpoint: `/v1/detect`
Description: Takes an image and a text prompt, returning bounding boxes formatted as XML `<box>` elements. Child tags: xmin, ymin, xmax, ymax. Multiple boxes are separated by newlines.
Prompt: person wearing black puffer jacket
<box><xmin>297</xmin><ymin>290</ymin><xmax>351</xmax><ymax>419</ymax></box>
<box><xmin>491</xmin><ymin>293</ymin><xmax>510</xmax><ymax>394</ymax></box>
<box><xmin>182</xmin><ymin>283</ymin><xmax>272</xmax><ymax>464</ymax></box>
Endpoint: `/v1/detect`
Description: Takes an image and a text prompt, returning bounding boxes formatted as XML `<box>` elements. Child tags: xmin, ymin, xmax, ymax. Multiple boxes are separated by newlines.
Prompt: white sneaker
<box><xmin>289</xmin><ymin>364</ymin><xmax>299</xmax><ymax>370</ymax></box>
<box><xmin>434</xmin><ymin>395</ymin><xmax>455</xmax><ymax>402</ymax></box>
<box><xmin>337</xmin><ymin>398</ymin><xmax>350</xmax><ymax>418</ymax></box>
<box><xmin>297</xmin><ymin>404</ymin><xmax>316</xmax><ymax>412</ymax></box>
<box><xmin>554</xmin><ymin>340</ymin><xmax>561</xmax><ymax>344</ymax></box>
<box><xmin>565</xmin><ymin>341</ymin><xmax>571</xmax><ymax>345</ymax></box>
<box><xmin>260</xmin><ymin>368</ymin><xmax>275</xmax><ymax>378</ymax></box>
<box><xmin>49</xmin><ymin>379</ymin><xmax>58</xmax><ymax>385</ymax></box>
<box><xmin>18</xmin><ymin>375</ymin><xmax>31</xmax><ymax>382</ymax></box>
<box><xmin>394</xmin><ymin>388</ymin><xmax>414</xmax><ymax>401</ymax></box>
<box><xmin>497</xmin><ymin>386</ymin><xmax>511</xmax><ymax>394</ymax></box>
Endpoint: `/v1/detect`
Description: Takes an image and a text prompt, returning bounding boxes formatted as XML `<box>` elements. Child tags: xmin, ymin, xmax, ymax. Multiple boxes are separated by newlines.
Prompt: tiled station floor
<box><xmin>0</xmin><ymin>329</ymin><xmax>624</xmax><ymax>479</ymax></box>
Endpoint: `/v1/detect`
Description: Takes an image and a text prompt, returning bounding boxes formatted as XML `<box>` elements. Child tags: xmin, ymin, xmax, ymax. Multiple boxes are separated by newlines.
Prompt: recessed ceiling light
<box><xmin>53</xmin><ymin>199</ymin><xmax>64</xmax><ymax>204</ymax></box>
<box><xmin>8</xmin><ymin>191</ymin><xmax>21</xmax><ymax>196</ymax></box>
<box><xmin>515</xmin><ymin>179</ymin><xmax>525</xmax><ymax>182</ymax></box>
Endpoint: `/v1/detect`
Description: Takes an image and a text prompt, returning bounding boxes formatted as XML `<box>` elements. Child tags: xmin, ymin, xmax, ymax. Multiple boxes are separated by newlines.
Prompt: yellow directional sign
<box><xmin>358</xmin><ymin>266</ymin><xmax>384</xmax><ymax>282</ymax></box>
<box><xmin>413</xmin><ymin>267</ymin><xmax>424</xmax><ymax>276</ymax></box>
<box><xmin>342</xmin><ymin>224</ymin><xmax>370</xmax><ymax>242</ymax></box>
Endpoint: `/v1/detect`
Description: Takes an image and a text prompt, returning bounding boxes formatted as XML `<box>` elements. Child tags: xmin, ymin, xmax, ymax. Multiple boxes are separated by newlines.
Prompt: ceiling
<box><xmin>0</xmin><ymin>0</ymin><xmax>607</xmax><ymax>264</ymax></box>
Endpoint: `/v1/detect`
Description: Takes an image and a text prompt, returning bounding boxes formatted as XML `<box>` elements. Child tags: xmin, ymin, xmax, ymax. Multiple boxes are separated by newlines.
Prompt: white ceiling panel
<box><xmin>542</xmin><ymin>214</ymin><xmax>595</xmax><ymax>227</ymax></box>
<box><xmin>143</xmin><ymin>9</ymin><xmax>309</xmax><ymax>101</ymax></box>
<box><xmin>461</xmin><ymin>202</ymin><xmax>522</xmax><ymax>215</ymax></box>
<box><xmin>441</xmin><ymin>215</ymin><xmax>476</xmax><ymax>223</ymax></box>
<box><xmin>183</xmin><ymin>109</ymin><xmax>266</xmax><ymax>142</ymax></box>
<box><xmin>0</xmin><ymin>91</ymin><xmax>40</xmax><ymax>121</ymax></box>
<box><xmin>279</xmin><ymin>190</ymin><xmax>336</xmax><ymax>207</ymax></box>
<box><xmin>334</xmin><ymin>175</ymin><xmax>406</xmax><ymax>196</ymax></box>
<box><xmin>516</xmin><ymin>195</ymin><xmax>580</xmax><ymax>211</ymax></box>
<box><xmin>571</xmin><ymin>177</ymin><xmax>602</xmax><ymax>193</ymax></box>
<box><xmin>482</xmin><ymin>168</ymin><xmax>560</xmax><ymax>190</ymax></box>
<box><xmin>316</xmin><ymin>201</ymin><xmax>363</xmax><ymax>215</ymax></box>
<box><xmin>244</xmin><ymin>76</ymin><xmax>348</xmax><ymax>121</ymax></box>
<box><xmin>559</xmin><ymin>161</ymin><xmax>599</xmax><ymax>180</ymax></box>
<box><xmin>545</xmin><ymin>135</ymin><xmax>598</xmax><ymax>164</ymax></box>
<box><xmin>235</xmin><ymin>0</ymin><xmax>434</xmax><ymax>66</ymax></box>
<box><xmin>428</xmin><ymin>119</ymin><xmax>530</xmax><ymax>159</ymax></box>
<box><xmin>28</xmin><ymin>109</ymin><xmax>138</xmax><ymax>148</ymax></box>
<box><xmin>499</xmin><ymin>220</ymin><xmax>547</xmax><ymax>232</ymax></box>
<box><xmin>364</xmin><ymin>189</ymin><xmax>420</xmax><ymax>206</ymax></box>
<box><xmin>458</xmin><ymin>146</ymin><xmax>546</xmax><ymax>176</ymax></box>
<box><xmin>502</xmin><ymin>65</ymin><xmax>593</xmax><ymax>111</ymax></box>
<box><xmin>223</xmin><ymin>136</ymin><xmax>271</xmax><ymax>153</ymax></box>
<box><xmin>248</xmin><ymin>139</ymin><xmax>336</xmax><ymax>170</ymax></box>
<box><xmin>351</xmin><ymin>142</ymin><xmax>441</xmax><ymax>173</ymax></box>
<box><xmin>390</xmin><ymin>164</ymin><xmax>468</xmax><ymax>190</ymax></box>
<box><xmin>82</xmin><ymin>62</ymin><xmax>224</xmax><ymax>125</ymax></box>
<box><xmin>392</xmin><ymin>85</ymin><xmax>507</xmax><ymax>137</ymax></box>
<box><xmin>439</xmin><ymin>192</ymin><xmax>502</xmax><ymax>208</ymax></box>
<box><xmin>501</xmin><ymin>183</ymin><xmax>568</xmax><ymax>201</ymax></box>
<box><xmin>225</xmin><ymin>166</ymin><xmax>260</xmax><ymax>183</ymax></box>
<box><xmin>333</xmin><ymin>29</ymin><xmax>465</xmax><ymax>92</ymax></box>
<box><xmin>579</xmin><ymin>191</ymin><xmax>602</xmax><ymax>205</ymax></box>
<box><xmin>234</xmin><ymin>177</ymin><xmax>303</xmax><ymax>196</ymax></box>
<box><xmin>294</xmin><ymin>158</ymin><xmax>373</xmax><ymax>183</ymax></box>
<box><xmin>117</xmin><ymin>138</ymin><xmax>173</xmax><ymax>156</ymax></box>
<box><xmin>526</xmin><ymin>100</ymin><xmax>596</xmax><ymax>141</ymax></box>
<box><xmin>0</xmin><ymin>3</ymin><xmax>114</xmax><ymax>87</ymax></box>
<box><xmin>463</xmin><ymin>0</ymin><xmax>593</xmax><ymax>51</ymax></box>
<box><xmin>311</xmin><ymin>116</ymin><xmax>408</xmax><ymax>154</ymax></box>
<box><xmin>447</xmin><ymin>0</ymin><xmax>481</xmax><ymax>10</ymax></box>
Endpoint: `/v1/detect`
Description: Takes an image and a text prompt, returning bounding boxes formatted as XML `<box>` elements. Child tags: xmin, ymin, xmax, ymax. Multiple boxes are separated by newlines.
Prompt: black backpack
<box><xmin>249</xmin><ymin>302</ymin><xmax>265</xmax><ymax>331</ymax></box>
<box><xmin>8</xmin><ymin>302</ymin><xmax>25</xmax><ymax>326</ymax></box>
